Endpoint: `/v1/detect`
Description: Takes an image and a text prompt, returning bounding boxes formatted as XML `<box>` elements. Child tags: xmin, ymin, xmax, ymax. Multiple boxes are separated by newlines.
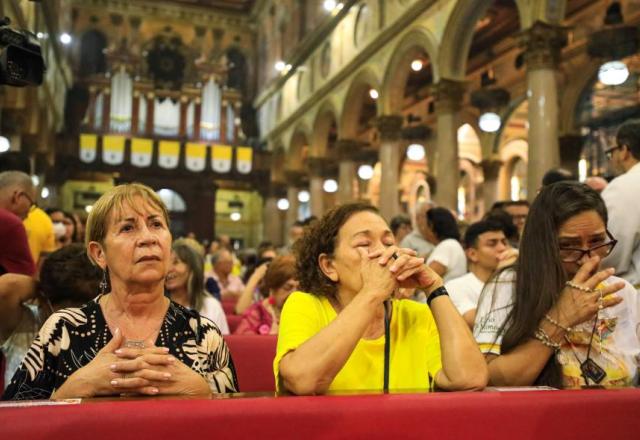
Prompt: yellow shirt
<box><xmin>274</xmin><ymin>291</ymin><xmax>442</xmax><ymax>392</ymax></box>
<box><xmin>23</xmin><ymin>207</ymin><xmax>56</xmax><ymax>264</ymax></box>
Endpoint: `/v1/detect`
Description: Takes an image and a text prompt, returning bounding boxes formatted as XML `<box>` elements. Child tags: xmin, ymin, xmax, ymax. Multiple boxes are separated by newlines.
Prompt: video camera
<box><xmin>0</xmin><ymin>17</ymin><xmax>46</xmax><ymax>87</ymax></box>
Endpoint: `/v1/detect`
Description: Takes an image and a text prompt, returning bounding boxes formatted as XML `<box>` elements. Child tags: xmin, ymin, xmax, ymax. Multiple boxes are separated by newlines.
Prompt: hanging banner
<box><xmin>102</xmin><ymin>135</ymin><xmax>125</xmax><ymax>165</ymax></box>
<box><xmin>185</xmin><ymin>143</ymin><xmax>207</xmax><ymax>172</ymax></box>
<box><xmin>211</xmin><ymin>144</ymin><xmax>232</xmax><ymax>173</ymax></box>
<box><xmin>236</xmin><ymin>146</ymin><xmax>252</xmax><ymax>174</ymax></box>
<box><xmin>130</xmin><ymin>138</ymin><xmax>153</xmax><ymax>168</ymax></box>
<box><xmin>79</xmin><ymin>134</ymin><xmax>97</xmax><ymax>163</ymax></box>
<box><xmin>158</xmin><ymin>140</ymin><xmax>180</xmax><ymax>169</ymax></box>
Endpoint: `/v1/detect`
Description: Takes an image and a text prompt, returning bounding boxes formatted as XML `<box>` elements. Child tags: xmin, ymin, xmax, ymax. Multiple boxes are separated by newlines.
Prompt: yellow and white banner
<box><xmin>212</xmin><ymin>144</ymin><xmax>232</xmax><ymax>173</ymax></box>
<box><xmin>102</xmin><ymin>135</ymin><xmax>125</xmax><ymax>165</ymax></box>
<box><xmin>79</xmin><ymin>134</ymin><xmax>97</xmax><ymax>163</ymax></box>
<box><xmin>158</xmin><ymin>141</ymin><xmax>180</xmax><ymax>169</ymax></box>
<box><xmin>130</xmin><ymin>138</ymin><xmax>153</xmax><ymax>168</ymax></box>
<box><xmin>185</xmin><ymin>143</ymin><xmax>207</xmax><ymax>172</ymax></box>
<box><xmin>236</xmin><ymin>146</ymin><xmax>253</xmax><ymax>174</ymax></box>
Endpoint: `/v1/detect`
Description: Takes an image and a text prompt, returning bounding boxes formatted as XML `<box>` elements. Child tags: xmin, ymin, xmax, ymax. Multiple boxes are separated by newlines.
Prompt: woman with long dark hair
<box><xmin>474</xmin><ymin>182</ymin><xmax>639</xmax><ymax>388</ymax></box>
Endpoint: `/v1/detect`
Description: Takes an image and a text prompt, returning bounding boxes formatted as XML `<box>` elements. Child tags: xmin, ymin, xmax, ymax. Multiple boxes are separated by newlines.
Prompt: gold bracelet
<box><xmin>544</xmin><ymin>314</ymin><xmax>573</xmax><ymax>333</ymax></box>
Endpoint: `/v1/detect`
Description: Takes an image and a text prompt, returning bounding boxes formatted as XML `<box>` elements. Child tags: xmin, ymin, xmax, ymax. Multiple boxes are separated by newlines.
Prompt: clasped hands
<box><xmin>358</xmin><ymin>246</ymin><xmax>442</xmax><ymax>302</ymax></box>
<box><xmin>78</xmin><ymin>328</ymin><xmax>210</xmax><ymax>397</ymax></box>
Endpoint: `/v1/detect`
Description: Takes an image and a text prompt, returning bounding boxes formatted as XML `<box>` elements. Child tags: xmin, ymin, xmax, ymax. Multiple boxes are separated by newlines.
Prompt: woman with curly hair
<box><xmin>274</xmin><ymin>203</ymin><xmax>487</xmax><ymax>394</ymax></box>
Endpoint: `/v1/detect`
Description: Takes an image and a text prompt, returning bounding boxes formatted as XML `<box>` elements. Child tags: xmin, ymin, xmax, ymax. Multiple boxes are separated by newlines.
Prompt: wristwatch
<box><xmin>426</xmin><ymin>286</ymin><xmax>449</xmax><ymax>307</ymax></box>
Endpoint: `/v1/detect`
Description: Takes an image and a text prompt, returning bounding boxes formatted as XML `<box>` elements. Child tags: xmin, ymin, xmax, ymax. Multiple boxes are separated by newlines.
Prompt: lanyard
<box><xmin>383</xmin><ymin>300</ymin><xmax>391</xmax><ymax>393</ymax></box>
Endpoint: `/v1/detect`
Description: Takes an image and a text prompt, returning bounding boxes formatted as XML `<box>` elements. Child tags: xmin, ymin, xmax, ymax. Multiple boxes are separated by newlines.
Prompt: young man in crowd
<box><xmin>491</xmin><ymin>200</ymin><xmax>529</xmax><ymax>241</ymax></box>
<box><xmin>602</xmin><ymin>119</ymin><xmax>640</xmax><ymax>289</ymax></box>
<box><xmin>445</xmin><ymin>219</ymin><xmax>513</xmax><ymax>328</ymax></box>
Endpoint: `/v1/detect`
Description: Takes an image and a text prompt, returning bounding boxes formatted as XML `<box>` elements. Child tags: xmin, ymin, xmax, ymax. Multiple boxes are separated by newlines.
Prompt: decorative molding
<box><xmin>70</xmin><ymin>0</ymin><xmax>254</xmax><ymax>31</ymax></box>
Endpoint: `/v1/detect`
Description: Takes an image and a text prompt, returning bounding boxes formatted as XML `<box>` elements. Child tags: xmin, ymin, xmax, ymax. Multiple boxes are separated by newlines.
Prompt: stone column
<box><xmin>263</xmin><ymin>184</ymin><xmax>286</xmax><ymax>246</ymax></box>
<box><xmin>433</xmin><ymin>79</ymin><xmax>465</xmax><ymax>211</ymax></box>
<box><xmin>521</xmin><ymin>21</ymin><xmax>567</xmax><ymax>199</ymax></box>
<box><xmin>335</xmin><ymin>139</ymin><xmax>360</xmax><ymax>204</ymax></box>
<box><xmin>373</xmin><ymin>115</ymin><xmax>404</xmax><ymax>221</ymax></box>
<box><xmin>480</xmin><ymin>159</ymin><xmax>503</xmax><ymax>213</ymax></box>
<box><xmin>307</xmin><ymin>157</ymin><xmax>330</xmax><ymax>217</ymax></box>
<box><xmin>284</xmin><ymin>170</ymin><xmax>305</xmax><ymax>232</ymax></box>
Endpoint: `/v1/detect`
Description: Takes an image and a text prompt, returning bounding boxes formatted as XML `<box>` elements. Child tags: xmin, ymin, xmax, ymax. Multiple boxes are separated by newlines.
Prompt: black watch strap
<box><xmin>426</xmin><ymin>286</ymin><xmax>449</xmax><ymax>307</ymax></box>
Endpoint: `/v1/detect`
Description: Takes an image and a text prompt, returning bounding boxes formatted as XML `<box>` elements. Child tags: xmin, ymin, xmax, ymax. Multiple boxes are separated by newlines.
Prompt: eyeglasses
<box><xmin>19</xmin><ymin>191</ymin><xmax>37</xmax><ymax>211</ymax></box>
<box><xmin>605</xmin><ymin>145</ymin><xmax>622</xmax><ymax>160</ymax></box>
<box><xmin>558</xmin><ymin>230</ymin><xmax>617</xmax><ymax>263</ymax></box>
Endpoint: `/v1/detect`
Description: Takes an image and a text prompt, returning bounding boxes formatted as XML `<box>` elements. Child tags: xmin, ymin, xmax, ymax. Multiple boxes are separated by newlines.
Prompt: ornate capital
<box><xmin>283</xmin><ymin>169</ymin><xmax>307</xmax><ymax>187</ymax></box>
<box><xmin>373</xmin><ymin>115</ymin><xmax>404</xmax><ymax>141</ymax></box>
<box><xmin>431</xmin><ymin>79</ymin><xmax>465</xmax><ymax>114</ymax></box>
<box><xmin>265</xmin><ymin>181</ymin><xmax>287</xmax><ymax>199</ymax></box>
<box><xmin>480</xmin><ymin>159</ymin><xmax>503</xmax><ymax>180</ymax></box>
<box><xmin>519</xmin><ymin>21</ymin><xmax>568</xmax><ymax>70</ymax></box>
<box><xmin>306</xmin><ymin>156</ymin><xmax>337</xmax><ymax>177</ymax></box>
<box><xmin>355</xmin><ymin>147</ymin><xmax>379</xmax><ymax>165</ymax></box>
<box><xmin>334</xmin><ymin>138</ymin><xmax>364</xmax><ymax>160</ymax></box>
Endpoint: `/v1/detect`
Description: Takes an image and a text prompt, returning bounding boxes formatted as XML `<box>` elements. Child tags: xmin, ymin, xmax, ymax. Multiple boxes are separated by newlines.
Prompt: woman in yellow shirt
<box><xmin>274</xmin><ymin>203</ymin><xmax>487</xmax><ymax>394</ymax></box>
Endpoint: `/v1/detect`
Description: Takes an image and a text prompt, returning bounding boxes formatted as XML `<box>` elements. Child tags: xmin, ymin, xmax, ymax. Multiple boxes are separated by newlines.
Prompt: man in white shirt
<box><xmin>602</xmin><ymin>119</ymin><xmax>640</xmax><ymax>288</ymax></box>
<box><xmin>445</xmin><ymin>220</ymin><xmax>512</xmax><ymax>328</ymax></box>
<box><xmin>399</xmin><ymin>201</ymin><xmax>434</xmax><ymax>259</ymax></box>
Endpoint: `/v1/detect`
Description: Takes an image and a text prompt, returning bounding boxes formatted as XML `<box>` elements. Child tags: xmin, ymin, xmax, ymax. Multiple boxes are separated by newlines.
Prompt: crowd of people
<box><xmin>1</xmin><ymin>118</ymin><xmax>639</xmax><ymax>400</ymax></box>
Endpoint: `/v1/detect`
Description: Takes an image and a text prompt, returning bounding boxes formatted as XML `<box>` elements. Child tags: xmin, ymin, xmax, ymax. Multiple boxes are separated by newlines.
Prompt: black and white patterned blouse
<box><xmin>2</xmin><ymin>296</ymin><xmax>238</xmax><ymax>400</ymax></box>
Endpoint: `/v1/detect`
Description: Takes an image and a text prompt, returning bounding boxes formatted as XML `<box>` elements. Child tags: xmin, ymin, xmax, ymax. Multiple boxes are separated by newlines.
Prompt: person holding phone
<box><xmin>274</xmin><ymin>203</ymin><xmax>487</xmax><ymax>395</ymax></box>
<box><xmin>474</xmin><ymin>182</ymin><xmax>640</xmax><ymax>388</ymax></box>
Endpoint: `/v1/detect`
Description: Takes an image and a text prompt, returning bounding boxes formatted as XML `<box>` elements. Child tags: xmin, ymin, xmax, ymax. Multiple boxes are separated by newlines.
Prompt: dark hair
<box><xmin>389</xmin><ymin>215</ymin><xmax>411</xmax><ymax>235</ymax></box>
<box><xmin>483</xmin><ymin>209</ymin><xmax>519</xmax><ymax>243</ymax></box>
<box><xmin>616</xmin><ymin>119</ymin><xmax>640</xmax><ymax>160</ymax></box>
<box><xmin>426</xmin><ymin>207</ymin><xmax>460</xmax><ymax>241</ymax></box>
<box><xmin>294</xmin><ymin>202</ymin><xmax>379</xmax><ymax>298</ymax></box>
<box><xmin>171</xmin><ymin>241</ymin><xmax>208</xmax><ymax>312</ymax></box>
<box><xmin>491</xmin><ymin>200</ymin><xmax>530</xmax><ymax>211</ymax></box>
<box><xmin>463</xmin><ymin>220</ymin><xmax>506</xmax><ymax>249</ymax></box>
<box><xmin>541</xmin><ymin>168</ymin><xmax>576</xmax><ymax>187</ymax></box>
<box><xmin>263</xmin><ymin>255</ymin><xmax>297</xmax><ymax>292</ymax></box>
<box><xmin>500</xmin><ymin>182</ymin><xmax>607</xmax><ymax>387</ymax></box>
<box><xmin>39</xmin><ymin>243</ymin><xmax>102</xmax><ymax>310</ymax></box>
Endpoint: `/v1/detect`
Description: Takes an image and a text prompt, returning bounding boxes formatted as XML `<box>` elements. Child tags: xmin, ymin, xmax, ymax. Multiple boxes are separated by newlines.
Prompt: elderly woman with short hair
<box><xmin>3</xmin><ymin>183</ymin><xmax>237</xmax><ymax>400</ymax></box>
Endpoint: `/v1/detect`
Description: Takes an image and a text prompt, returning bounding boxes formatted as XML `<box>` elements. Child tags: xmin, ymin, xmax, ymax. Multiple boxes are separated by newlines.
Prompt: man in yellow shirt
<box><xmin>23</xmin><ymin>207</ymin><xmax>56</xmax><ymax>267</ymax></box>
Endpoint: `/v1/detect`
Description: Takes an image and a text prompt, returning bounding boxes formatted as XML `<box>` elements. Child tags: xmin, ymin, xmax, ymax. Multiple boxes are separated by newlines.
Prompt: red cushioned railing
<box><xmin>223</xmin><ymin>334</ymin><xmax>277</xmax><ymax>392</ymax></box>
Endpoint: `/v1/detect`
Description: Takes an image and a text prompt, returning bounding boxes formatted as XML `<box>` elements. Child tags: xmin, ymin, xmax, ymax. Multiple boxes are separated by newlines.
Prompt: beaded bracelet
<box><xmin>544</xmin><ymin>314</ymin><xmax>573</xmax><ymax>333</ymax></box>
<box><xmin>565</xmin><ymin>281</ymin><xmax>594</xmax><ymax>293</ymax></box>
<box><xmin>534</xmin><ymin>327</ymin><xmax>562</xmax><ymax>351</ymax></box>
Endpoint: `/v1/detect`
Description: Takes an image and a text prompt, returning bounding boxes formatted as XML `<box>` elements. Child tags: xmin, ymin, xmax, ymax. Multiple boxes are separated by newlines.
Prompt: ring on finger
<box><xmin>391</xmin><ymin>251</ymin><xmax>399</xmax><ymax>260</ymax></box>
